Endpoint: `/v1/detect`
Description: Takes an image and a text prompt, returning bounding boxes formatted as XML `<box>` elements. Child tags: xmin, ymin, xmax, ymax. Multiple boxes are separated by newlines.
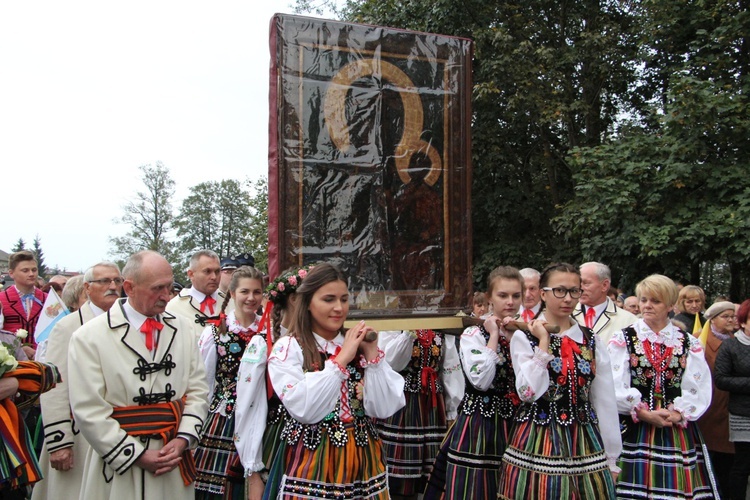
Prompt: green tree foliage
<box><xmin>173</xmin><ymin>178</ymin><xmax>265</xmax><ymax>269</ymax></box>
<box><xmin>11</xmin><ymin>238</ymin><xmax>26</xmax><ymax>253</ymax></box>
<box><xmin>558</xmin><ymin>0</ymin><xmax>750</xmax><ymax>299</ymax></box>
<box><xmin>109</xmin><ymin>162</ymin><xmax>176</xmax><ymax>264</ymax></box>
<box><xmin>32</xmin><ymin>235</ymin><xmax>48</xmax><ymax>279</ymax></box>
<box><xmin>245</xmin><ymin>177</ymin><xmax>269</xmax><ymax>272</ymax></box>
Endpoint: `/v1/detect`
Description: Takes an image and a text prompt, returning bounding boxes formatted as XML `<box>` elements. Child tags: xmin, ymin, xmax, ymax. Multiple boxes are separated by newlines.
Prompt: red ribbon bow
<box><xmin>140</xmin><ymin>318</ymin><xmax>163</xmax><ymax>351</ymax></box>
<box><xmin>560</xmin><ymin>336</ymin><xmax>582</xmax><ymax>403</ymax></box>
<box><xmin>584</xmin><ymin>307</ymin><xmax>596</xmax><ymax>329</ymax></box>
<box><xmin>421</xmin><ymin>366</ymin><xmax>439</xmax><ymax>407</ymax></box>
<box><xmin>200</xmin><ymin>296</ymin><xmax>216</xmax><ymax>315</ymax></box>
<box><xmin>522</xmin><ymin>309</ymin><xmax>534</xmax><ymax>322</ymax></box>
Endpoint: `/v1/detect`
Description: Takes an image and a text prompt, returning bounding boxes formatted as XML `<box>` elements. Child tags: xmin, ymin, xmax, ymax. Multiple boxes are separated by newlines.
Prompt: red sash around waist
<box><xmin>110</xmin><ymin>398</ymin><xmax>196</xmax><ymax>486</ymax></box>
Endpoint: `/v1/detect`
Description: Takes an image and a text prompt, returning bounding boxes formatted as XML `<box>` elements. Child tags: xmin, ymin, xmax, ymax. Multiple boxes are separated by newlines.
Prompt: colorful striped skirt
<box><xmin>376</xmin><ymin>390</ymin><xmax>447</xmax><ymax>496</ymax></box>
<box><xmin>498</xmin><ymin>419</ymin><xmax>615</xmax><ymax>500</ymax></box>
<box><xmin>616</xmin><ymin>421</ymin><xmax>719</xmax><ymax>499</ymax></box>
<box><xmin>194</xmin><ymin>411</ymin><xmax>245</xmax><ymax>499</ymax></box>
<box><xmin>424</xmin><ymin>408</ymin><xmax>513</xmax><ymax>500</ymax></box>
<box><xmin>278</xmin><ymin>424</ymin><xmax>389</xmax><ymax>500</ymax></box>
<box><xmin>262</xmin><ymin>403</ymin><xmax>287</xmax><ymax>500</ymax></box>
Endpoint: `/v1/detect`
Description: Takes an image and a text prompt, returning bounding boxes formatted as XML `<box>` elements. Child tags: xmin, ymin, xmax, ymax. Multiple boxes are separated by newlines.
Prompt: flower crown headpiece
<box><xmin>266</xmin><ymin>265</ymin><xmax>316</xmax><ymax>304</ymax></box>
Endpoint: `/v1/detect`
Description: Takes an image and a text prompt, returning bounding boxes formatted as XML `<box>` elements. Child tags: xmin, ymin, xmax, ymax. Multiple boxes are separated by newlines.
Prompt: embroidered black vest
<box><xmin>281</xmin><ymin>351</ymin><xmax>379</xmax><ymax>450</ymax></box>
<box><xmin>402</xmin><ymin>330</ymin><xmax>445</xmax><ymax>395</ymax></box>
<box><xmin>458</xmin><ymin>326</ymin><xmax>520</xmax><ymax>419</ymax></box>
<box><xmin>515</xmin><ymin>329</ymin><xmax>598</xmax><ymax>426</ymax></box>
<box><xmin>208</xmin><ymin>326</ymin><xmax>261</xmax><ymax>416</ymax></box>
<box><xmin>621</xmin><ymin>326</ymin><xmax>689</xmax><ymax>410</ymax></box>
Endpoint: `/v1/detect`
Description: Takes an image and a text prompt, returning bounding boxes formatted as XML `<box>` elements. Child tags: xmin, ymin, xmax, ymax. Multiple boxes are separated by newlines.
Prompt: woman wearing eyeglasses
<box><xmin>610</xmin><ymin>274</ymin><xmax>718</xmax><ymax>499</ymax></box>
<box><xmin>498</xmin><ymin>263</ymin><xmax>621</xmax><ymax>499</ymax></box>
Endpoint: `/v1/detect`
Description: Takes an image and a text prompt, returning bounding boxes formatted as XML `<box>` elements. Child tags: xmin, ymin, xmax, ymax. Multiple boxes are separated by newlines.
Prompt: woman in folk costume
<box><xmin>610</xmin><ymin>274</ymin><xmax>718</xmax><ymax>499</ymax></box>
<box><xmin>424</xmin><ymin>266</ymin><xmax>523</xmax><ymax>499</ymax></box>
<box><xmin>195</xmin><ymin>266</ymin><xmax>268</xmax><ymax>499</ymax></box>
<box><xmin>376</xmin><ymin>319</ymin><xmax>463</xmax><ymax>497</ymax></box>
<box><xmin>262</xmin><ymin>265</ymin><xmax>315</xmax><ymax>500</ymax></box>
<box><xmin>267</xmin><ymin>263</ymin><xmax>405</xmax><ymax>499</ymax></box>
<box><xmin>498</xmin><ymin>263</ymin><xmax>621</xmax><ymax>499</ymax></box>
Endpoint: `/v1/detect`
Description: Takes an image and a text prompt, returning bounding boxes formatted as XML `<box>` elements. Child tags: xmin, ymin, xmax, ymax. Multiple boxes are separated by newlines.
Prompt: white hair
<box><xmin>84</xmin><ymin>261</ymin><xmax>122</xmax><ymax>282</ymax></box>
<box><xmin>580</xmin><ymin>262</ymin><xmax>611</xmax><ymax>282</ymax></box>
<box><xmin>519</xmin><ymin>268</ymin><xmax>541</xmax><ymax>280</ymax></box>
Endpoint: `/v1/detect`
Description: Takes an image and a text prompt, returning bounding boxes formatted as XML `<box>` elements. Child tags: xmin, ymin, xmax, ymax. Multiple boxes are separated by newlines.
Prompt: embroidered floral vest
<box><xmin>516</xmin><ymin>330</ymin><xmax>598</xmax><ymax>426</ymax></box>
<box><xmin>281</xmin><ymin>351</ymin><xmax>379</xmax><ymax>450</ymax></box>
<box><xmin>402</xmin><ymin>329</ymin><xmax>445</xmax><ymax>395</ymax></box>
<box><xmin>458</xmin><ymin>326</ymin><xmax>520</xmax><ymax>418</ymax></box>
<box><xmin>209</xmin><ymin>327</ymin><xmax>261</xmax><ymax>416</ymax></box>
<box><xmin>621</xmin><ymin>326</ymin><xmax>689</xmax><ymax>410</ymax></box>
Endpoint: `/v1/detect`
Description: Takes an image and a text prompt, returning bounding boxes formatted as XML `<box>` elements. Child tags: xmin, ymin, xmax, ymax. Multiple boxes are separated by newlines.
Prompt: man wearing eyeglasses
<box><xmin>573</xmin><ymin>261</ymin><xmax>637</xmax><ymax>345</ymax></box>
<box><xmin>32</xmin><ymin>261</ymin><xmax>124</xmax><ymax>500</ymax></box>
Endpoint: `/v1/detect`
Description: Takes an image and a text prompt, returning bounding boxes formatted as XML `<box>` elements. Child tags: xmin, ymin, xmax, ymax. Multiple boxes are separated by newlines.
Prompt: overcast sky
<box><xmin>0</xmin><ymin>1</ymin><xmax>332</xmax><ymax>273</ymax></box>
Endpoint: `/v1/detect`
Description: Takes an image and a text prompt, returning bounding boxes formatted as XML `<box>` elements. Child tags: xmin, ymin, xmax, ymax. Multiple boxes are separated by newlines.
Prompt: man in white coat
<box><xmin>68</xmin><ymin>250</ymin><xmax>209</xmax><ymax>500</ymax></box>
<box><xmin>32</xmin><ymin>262</ymin><xmax>123</xmax><ymax>500</ymax></box>
<box><xmin>166</xmin><ymin>249</ymin><xmax>228</xmax><ymax>339</ymax></box>
<box><xmin>572</xmin><ymin>261</ymin><xmax>637</xmax><ymax>345</ymax></box>
<box><xmin>519</xmin><ymin>268</ymin><xmax>542</xmax><ymax>322</ymax></box>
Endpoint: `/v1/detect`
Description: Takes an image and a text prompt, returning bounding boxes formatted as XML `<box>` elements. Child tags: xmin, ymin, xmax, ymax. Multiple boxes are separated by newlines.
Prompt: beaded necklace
<box><xmin>641</xmin><ymin>340</ymin><xmax>673</xmax><ymax>409</ymax></box>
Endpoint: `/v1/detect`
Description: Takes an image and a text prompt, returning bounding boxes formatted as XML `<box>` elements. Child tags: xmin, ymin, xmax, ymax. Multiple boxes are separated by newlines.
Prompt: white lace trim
<box><xmin>634</xmin><ymin>319</ymin><xmax>682</xmax><ymax>348</ymax></box>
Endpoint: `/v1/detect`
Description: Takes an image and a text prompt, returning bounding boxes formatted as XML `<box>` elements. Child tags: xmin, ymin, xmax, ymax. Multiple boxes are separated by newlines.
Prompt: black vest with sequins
<box><xmin>281</xmin><ymin>351</ymin><xmax>379</xmax><ymax>449</ymax></box>
<box><xmin>621</xmin><ymin>326</ymin><xmax>689</xmax><ymax>410</ymax></box>
<box><xmin>458</xmin><ymin>326</ymin><xmax>520</xmax><ymax>419</ymax></box>
<box><xmin>208</xmin><ymin>327</ymin><xmax>260</xmax><ymax>416</ymax></box>
<box><xmin>515</xmin><ymin>329</ymin><xmax>598</xmax><ymax>426</ymax></box>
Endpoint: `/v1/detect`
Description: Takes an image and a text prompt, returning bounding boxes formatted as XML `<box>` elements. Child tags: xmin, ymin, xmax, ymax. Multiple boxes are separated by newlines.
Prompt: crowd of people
<box><xmin>0</xmin><ymin>248</ymin><xmax>748</xmax><ymax>499</ymax></box>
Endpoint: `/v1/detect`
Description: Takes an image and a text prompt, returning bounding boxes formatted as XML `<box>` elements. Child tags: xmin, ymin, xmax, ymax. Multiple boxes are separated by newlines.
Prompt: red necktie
<box><xmin>585</xmin><ymin>307</ymin><xmax>596</xmax><ymax>329</ymax></box>
<box><xmin>522</xmin><ymin>309</ymin><xmax>534</xmax><ymax>322</ymax></box>
<box><xmin>200</xmin><ymin>296</ymin><xmax>216</xmax><ymax>315</ymax></box>
<box><xmin>140</xmin><ymin>318</ymin><xmax>163</xmax><ymax>351</ymax></box>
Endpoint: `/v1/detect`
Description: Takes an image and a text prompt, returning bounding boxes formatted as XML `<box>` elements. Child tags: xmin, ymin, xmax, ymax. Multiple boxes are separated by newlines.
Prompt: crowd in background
<box><xmin>0</xmin><ymin>249</ymin><xmax>748</xmax><ymax>499</ymax></box>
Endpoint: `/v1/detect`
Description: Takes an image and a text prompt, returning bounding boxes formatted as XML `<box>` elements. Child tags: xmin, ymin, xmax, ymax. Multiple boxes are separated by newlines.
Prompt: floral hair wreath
<box><xmin>266</xmin><ymin>264</ymin><xmax>316</xmax><ymax>304</ymax></box>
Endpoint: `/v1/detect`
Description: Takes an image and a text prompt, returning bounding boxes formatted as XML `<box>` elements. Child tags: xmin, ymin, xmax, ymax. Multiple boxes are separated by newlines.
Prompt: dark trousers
<box><xmin>709</xmin><ymin>449</ymin><xmax>735</xmax><ymax>499</ymax></box>
<box><xmin>729</xmin><ymin>441</ymin><xmax>750</xmax><ymax>500</ymax></box>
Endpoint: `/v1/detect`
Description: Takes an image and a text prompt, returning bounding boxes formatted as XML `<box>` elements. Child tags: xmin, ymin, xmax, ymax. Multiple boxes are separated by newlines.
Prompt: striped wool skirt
<box><xmin>262</xmin><ymin>402</ymin><xmax>287</xmax><ymax>500</ymax></box>
<box><xmin>616</xmin><ymin>421</ymin><xmax>719</xmax><ymax>499</ymax></box>
<box><xmin>423</xmin><ymin>409</ymin><xmax>513</xmax><ymax>500</ymax></box>
<box><xmin>498</xmin><ymin>419</ymin><xmax>616</xmax><ymax>500</ymax></box>
<box><xmin>194</xmin><ymin>411</ymin><xmax>245</xmax><ymax>499</ymax></box>
<box><xmin>376</xmin><ymin>390</ymin><xmax>447</xmax><ymax>496</ymax></box>
<box><xmin>278</xmin><ymin>425</ymin><xmax>389</xmax><ymax>500</ymax></box>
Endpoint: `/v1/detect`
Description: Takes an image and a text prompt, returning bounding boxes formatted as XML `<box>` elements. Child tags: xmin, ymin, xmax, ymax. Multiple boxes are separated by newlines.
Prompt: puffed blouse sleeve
<box><xmin>362</xmin><ymin>352</ymin><xmax>406</xmax><ymax>419</ymax></box>
<box><xmin>589</xmin><ymin>335</ymin><xmax>623</xmax><ymax>471</ymax></box>
<box><xmin>198</xmin><ymin>325</ymin><xmax>217</xmax><ymax>399</ymax></box>
<box><xmin>609</xmin><ymin>329</ymin><xmax>643</xmax><ymax>414</ymax></box>
<box><xmin>460</xmin><ymin>326</ymin><xmax>500</xmax><ymax>391</ymax></box>
<box><xmin>268</xmin><ymin>335</ymin><xmax>349</xmax><ymax>425</ymax></box>
<box><xmin>671</xmin><ymin>334</ymin><xmax>712</xmax><ymax>421</ymax></box>
<box><xmin>510</xmin><ymin>330</ymin><xmax>554</xmax><ymax>402</ymax></box>
<box><xmin>234</xmin><ymin>334</ymin><xmax>268</xmax><ymax>477</ymax></box>
<box><xmin>441</xmin><ymin>334</ymin><xmax>464</xmax><ymax>419</ymax></box>
<box><xmin>378</xmin><ymin>330</ymin><xmax>415</xmax><ymax>372</ymax></box>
